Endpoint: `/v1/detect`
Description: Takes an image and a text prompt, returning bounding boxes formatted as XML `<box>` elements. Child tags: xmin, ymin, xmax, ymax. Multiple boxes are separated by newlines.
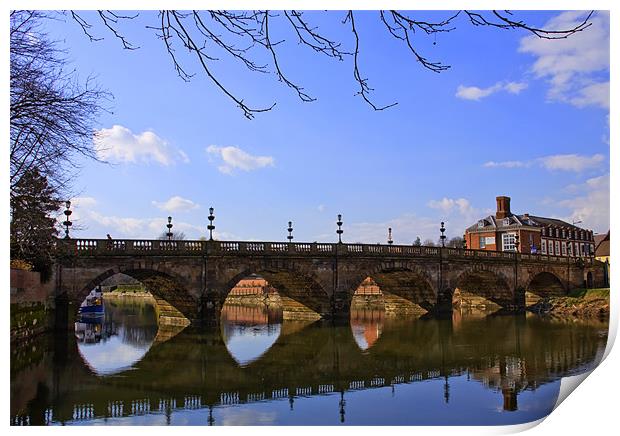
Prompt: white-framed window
<box><xmin>503</xmin><ymin>217</ymin><xmax>510</xmax><ymax>226</ymax></box>
<box><xmin>561</xmin><ymin>241</ymin><xmax>567</xmax><ymax>256</ymax></box>
<box><xmin>502</xmin><ymin>233</ymin><xmax>516</xmax><ymax>252</ymax></box>
<box><xmin>562</xmin><ymin>229</ymin><xmax>566</xmax><ymax>238</ymax></box>
<box><xmin>542</xmin><ymin>228</ymin><xmax>546</xmax><ymax>236</ymax></box>
<box><xmin>590</xmin><ymin>244</ymin><xmax>595</xmax><ymax>255</ymax></box>
<box><xmin>555</xmin><ymin>241</ymin><xmax>560</xmax><ymax>255</ymax></box>
<box><xmin>478</xmin><ymin>220</ymin><xmax>484</xmax><ymax>228</ymax></box>
<box><xmin>479</xmin><ymin>236</ymin><xmax>486</xmax><ymax>249</ymax></box>
<box><xmin>541</xmin><ymin>239</ymin><xmax>547</xmax><ymax>254</ymax></box>
<box><xmin>576</xmin><ymin>243</ymin><xmax>581</xmax><ymax>257</ymax></box>
<box><xmin>549</xmin><ymin>240</ymin><xmax>554</xmax><ymax>255</ymax></box>
<box><xmin>555</xmin><ymin>228</ymin><xmax>560</xmax><ymax>238</ymax></box>
<box><xmin>567</xmin><ymin>242</ymin><xmax>573</xmax><ymax>257</ymax></box>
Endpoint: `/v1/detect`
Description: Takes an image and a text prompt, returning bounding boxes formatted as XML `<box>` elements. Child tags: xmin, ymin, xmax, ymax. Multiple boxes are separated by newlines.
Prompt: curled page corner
<box><xmin>554</xmin><ymin>371</ymin><xmax>594</xmax><ymax>410</ymax></box>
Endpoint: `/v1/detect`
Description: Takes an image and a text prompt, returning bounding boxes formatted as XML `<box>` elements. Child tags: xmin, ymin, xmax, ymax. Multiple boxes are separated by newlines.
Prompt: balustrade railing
<box><xmin>56</xmin><ymin>237</ymin><xmax>593</xmax><ymax>264</ymax></box>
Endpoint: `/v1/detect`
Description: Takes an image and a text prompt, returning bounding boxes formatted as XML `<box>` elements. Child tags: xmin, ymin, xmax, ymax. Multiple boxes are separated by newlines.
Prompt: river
<box><xmin>10</xmin><ymin>296</ymin><xmax>608</xmax><ymax>426</ymax></box>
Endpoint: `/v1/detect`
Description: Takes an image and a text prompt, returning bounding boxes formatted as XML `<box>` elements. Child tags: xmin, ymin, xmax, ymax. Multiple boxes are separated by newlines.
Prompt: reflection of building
<box><xmin>594</xmin><ymin>231</ymin><xmax>610</xmax><ymax>287</ymax></box>
<box><xmin>350</xmin><ymin>309</ymin><xmax>384</xmax><ymax>349</ymax></box>
<box><xmin>465</xmin><ymin>196</ymin><xmax>595</xmax><ymax>256</ymax></box>
<box><xmin>229</xmin><ymin>276</ymin><xmax>278</xmax><ymax>296</ymax></box>
<box><xmin>74</xmin><ymin>320</ymin><xmax>103</xmax><ymax>344</ymax></box>
<box><xmin>469</xmin><ymin>355</ymin><xmax>526</xmax><ymax>412</ymax></box>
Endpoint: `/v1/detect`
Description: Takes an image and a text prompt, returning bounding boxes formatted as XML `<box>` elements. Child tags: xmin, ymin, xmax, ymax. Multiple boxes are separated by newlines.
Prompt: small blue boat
<box><xmin>78</xmin><ymin>287</ymin><xmax>104</xmax><ymax>316</ymax></box>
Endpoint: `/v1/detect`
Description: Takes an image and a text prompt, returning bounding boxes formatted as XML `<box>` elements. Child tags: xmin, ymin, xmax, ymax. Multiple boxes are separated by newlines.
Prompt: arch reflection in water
<box><xmin>76</xmin><ymin>296</ymin><xmax>159</xmax><ymax>376</ymax></box>
<box><xmin>220</xmin><ymin>303</ymin><xmax>283</xmax><ymax>366</ymax></box>
<box><xmin>350</xmin><ymin>309</ymin><xmax>384</xmax><ymax>351</ymax></box>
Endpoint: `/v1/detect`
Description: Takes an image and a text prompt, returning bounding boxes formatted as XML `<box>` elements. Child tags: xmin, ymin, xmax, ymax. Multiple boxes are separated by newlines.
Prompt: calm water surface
<box><xmin>11</xmin><ymin>297</ymin><xmax>608</xmax><ymax>426</ymax></box>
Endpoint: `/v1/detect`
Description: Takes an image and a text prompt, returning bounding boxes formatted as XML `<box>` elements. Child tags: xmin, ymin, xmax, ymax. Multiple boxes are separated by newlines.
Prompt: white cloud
<box><xmin>152</xmin><ymin>196</ymin><xmax>199</xmax><ymax>213</ymax></box>
<box><xmin>427</xmin><ymin>198</ymin><xmax>474</xmax><ymax>215</ymax></box>
<box><xmin>455</xmin><ymin>81</ymin><xmax>527</xmax><ymax>100</ymax></box>
<box><xmin>94</xmin><ymin>125</ymin><xmax>189</xmax><ymax>166</ymax></box>
<box><xmin>558</xmin><ymin>174</ymin><xmax>609</xmax><ymax>232</ymax></box>
<box><xmin>519</xmin><ymin>11</ymin><xmax>609</xmax><ymax>109</ymax></box>
<box><xmin>317</xmin><ymin>204</ymin><xmax>326</xmax><ymax>212</ymax></box>
<box><xmin>538</xmin><ymin>153</ymin><xmax>605</xmax><ymax>172</ymax></box>
<box><xmin>206</xmin><ymin>145</ymin><xmax>274</xmax><ymax>174</ymax></box>
<box><xmin>484</xmin><ymin>153</ymin><xmax>605</xmax><ymax>172</ymax></box>
<box><xmin>504</xmin><ymin>81</ymin><xmax>529</xmax><ymax>94</ymax></box>
<box><xmin>483</xmin><ymin>160</ymin><xmax>528</xmax><ymax>169</ymax></box>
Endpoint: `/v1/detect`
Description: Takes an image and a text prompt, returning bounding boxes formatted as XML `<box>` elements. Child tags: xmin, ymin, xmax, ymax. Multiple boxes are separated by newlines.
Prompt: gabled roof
<box><xmin>595</xmin><ymin>231</ymin><xmax>610</xmax><ymax>257</ymax></box>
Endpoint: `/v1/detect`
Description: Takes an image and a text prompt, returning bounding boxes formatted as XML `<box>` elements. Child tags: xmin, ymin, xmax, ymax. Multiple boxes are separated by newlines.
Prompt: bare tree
<box><xmin>423</xmin><ymin>239</ymin><xmax>436</xmax><ymax>247</ymax></box>
<box><xmin>68</xmin><ymin>10</ymin><xmax>593</xmax><ymax>119</ymax></box>
<box><xmin>10</xmin><ymin>10</ymin><xmax>109</xmax><ymax>196</ymax></box>
<box><xmin>158</xmin><ymin>231</ymin><xmax>187</xmax><ymax>240</ymax></box>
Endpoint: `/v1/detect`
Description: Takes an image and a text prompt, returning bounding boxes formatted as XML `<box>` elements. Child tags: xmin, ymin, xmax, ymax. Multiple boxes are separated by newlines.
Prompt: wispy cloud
<box><xmin>484</xmin><ymin>153</ymin><xmax>605</xmax><ymax>172</ymax></box>
<box><xmin>455</xmin><ymin>81</ymin><xmax>528</xmax><ymax>101</ymax></box>
<box><xmin>558</xmin><ymin>174</ymin><xmax>609</xmax><ymax>232</ymax></box>
<box><xmin>519</xmin><ymin>11</ymin><xmax>609</xmax><ymax>109</ymax></box>
<box><xmin>94</xmin><ymin>125</ymin><xmax>189</xmax><ymax>166</ymax></box>
<box><xmin>152</xmin><ymin>196</ymin><xmax>200</xmax><ymax>213</ymax></box>
<box><xmin>206</xmin><ymin>145</ymin><xmax>274</xmax><ymax>174</ymax></box>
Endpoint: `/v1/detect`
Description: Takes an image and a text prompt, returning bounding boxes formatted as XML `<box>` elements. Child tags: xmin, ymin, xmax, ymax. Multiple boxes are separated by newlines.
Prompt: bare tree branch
<box><xmin>65</xmin><ymin>9</ymin><xmax>596</xmax><ymax>118</ymax></box>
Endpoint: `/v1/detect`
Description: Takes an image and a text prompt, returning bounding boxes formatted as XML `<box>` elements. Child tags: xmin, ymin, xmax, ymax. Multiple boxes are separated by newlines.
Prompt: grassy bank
<box><xmin>529</xmin><ymin>288</ymin><xmax>610</xmax><ymax>319</ymax></box>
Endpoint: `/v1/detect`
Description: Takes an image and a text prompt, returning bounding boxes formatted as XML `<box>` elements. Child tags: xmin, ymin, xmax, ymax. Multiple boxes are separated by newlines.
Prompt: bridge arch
<box><xmin>222</xmin><ymin>265</ymin><xmax>331</xmax><ymax>320</ymax></box>
<box><xmin>451</xmin><ymin>266</ymin><xmax>514</xmax><ymax>309</ymax></box>
<box><xmin>526</xmin><ymin>271</ymin><xmax>566</xmax><ymax>299</ymax></box>
<box><xmin>347</xmin><ymin>262</ymin><xmax>438</xmax><ymax>315</ymax></box>
<box><xmin>74</xmin><ymin>267</ymin><xmax>199</xmax><ymax>321</ymax></box>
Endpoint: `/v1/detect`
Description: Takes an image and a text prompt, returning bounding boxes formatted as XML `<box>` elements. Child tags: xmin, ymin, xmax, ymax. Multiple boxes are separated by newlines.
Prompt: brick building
<box><xmin>465</xmin><ymin>196</ymin><xmax>595</xmax><ymax>257</ymax></box>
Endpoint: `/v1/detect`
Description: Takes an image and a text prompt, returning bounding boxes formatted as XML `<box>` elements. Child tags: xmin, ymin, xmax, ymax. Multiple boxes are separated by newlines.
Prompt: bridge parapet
<box><xmin>57</xmin><ymin>238</ymin><xmax>594</xmax><ymax>266</ymax></box>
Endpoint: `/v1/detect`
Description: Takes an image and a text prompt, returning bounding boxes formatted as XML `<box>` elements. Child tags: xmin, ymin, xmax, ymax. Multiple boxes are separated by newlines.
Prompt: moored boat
<box><xmin>78</xmin><ymin>287</ymin><xmax>104</xmax><ymax>316</ymax></box>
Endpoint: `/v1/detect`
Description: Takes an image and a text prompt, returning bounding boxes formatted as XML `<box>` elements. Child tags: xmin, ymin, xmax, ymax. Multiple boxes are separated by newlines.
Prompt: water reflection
<box><xmin>75</xmin><ymin>296</ymin><xmax>158</xmax><ymax>376</ymax></box>
<box><xmin>220</xmin><ymin>304</ymin><xmax>282</xmax><ymax>366</ymax></box>
<box><xmin>350</xmin><ymin>309</ymin><xmax>384</xmax><ymax>350</ymax></box>
<box><xmin>11</xmin><ymin>299</ymin><xmax>608</xmax><ymax>426</ymax></box>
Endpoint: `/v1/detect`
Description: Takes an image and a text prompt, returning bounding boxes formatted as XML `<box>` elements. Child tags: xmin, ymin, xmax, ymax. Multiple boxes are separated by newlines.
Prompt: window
<box><xmin>542</xmin><ymin>228</ymin><xmax>546</xmax><ymax>236</ymax></box>
<box><xmin>478</xmin><ymin>220</ymin><xmax>484</xmax><ymax>228</ymax></box>
<box><xmin>590</xmin><ymin>244</ymin><xmax>595</xmax><ymax>255</ymax></box>
<box><xmin>569</xmin><ymin>230</ymin><xmax>572</xmax><ymax>239</ymax></box>
<box><xmin>502</xmin><ymin>233</ymin><xmax>516</xmax><ymax>252</ymax></box>
<box><xmin>562</xmin><ymin>229</ymin><xmax>566</xmax><ymax>238</ymax></box>
<box><xmin>567</xmin><ymin>242</ymin><xmax>573</xmax><ymax>257</ymax></box>
<box><xmin>576</xmin><ymin>243</ymin><xmax>581</xmax><ymax>257</ymax></box>
<box><xmin>503</xmin><ymin>217</ymin><xmax>510</xmax><ymax>226</ymax></box>
<box><xmin>555</xmin><ymin>241</ymin><xmax>560</xmax><ymax>255</ymax></box>
<box><xmin>541</xmin><ymin>239</ymin><xmax>547</xmax><ymax>254</ymax></box>
<box><xmin>555</xmin><ymin>228</ymin><xmax>560</xmax><ymax>238</ymax></box>
<box><xmin>479</xmin><ymin>236</ymin><xmax>486</xmax><ymax>249</ymax></box>
<box><xmin>561</xmin><ymin>241</ymin><xmax>567</xmax><ymax>256</ymax></box>
<box><xmin>549</xmin><ymin>240</ymin><xmax>554</xmax><ymax>255</ymax></box>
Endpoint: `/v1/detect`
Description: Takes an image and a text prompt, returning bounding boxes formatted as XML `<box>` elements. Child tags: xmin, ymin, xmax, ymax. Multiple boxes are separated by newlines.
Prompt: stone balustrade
<box><xmin>56</xmin><ymin>238</ymin><xmax>594</xmax><ymax>265</ymax></box>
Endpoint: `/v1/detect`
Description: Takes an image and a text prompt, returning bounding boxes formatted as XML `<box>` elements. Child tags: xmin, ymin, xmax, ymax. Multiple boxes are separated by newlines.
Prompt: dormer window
<box><xmin>562</xmin><ymin>229</ymin><xmax>566</xmax><ymax>238</ymax></box>
<box><xmin>542</xmin><ymin>228</ymin><xmax>546</xmax><ymax>236</ymax></box>
<box><xmin>555</xmin><ymin>228</ymin><xmax>559</xmax><ymax>238</ymax></box>
<box><xmin>503</xmin><ymin>217</ymin><xmax>510</xmax><ymax>226</ymax></box>
<box><xmin>478</xmin><ymin>220</ymin><xmax>484</xmax><ymax>228</ymax></box>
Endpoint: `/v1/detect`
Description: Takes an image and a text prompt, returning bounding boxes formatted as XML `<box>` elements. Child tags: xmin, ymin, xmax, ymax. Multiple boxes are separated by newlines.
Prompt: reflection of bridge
<box><xmin>11</xmin><ymin>314</ymin><xmax>606</xmax><ymax>425</ymax></box>
<box><xmin>54</xmin><ymin>239</ymin><xmax>605</xmax><ymax>323</ymax></box>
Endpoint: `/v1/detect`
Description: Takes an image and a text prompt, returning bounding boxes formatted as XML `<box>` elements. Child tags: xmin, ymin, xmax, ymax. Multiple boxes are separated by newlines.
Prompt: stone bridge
<box><xmin>53</xmin><ymin>239</ymin><xmax>605</xmax><ymax>324</ymax></box>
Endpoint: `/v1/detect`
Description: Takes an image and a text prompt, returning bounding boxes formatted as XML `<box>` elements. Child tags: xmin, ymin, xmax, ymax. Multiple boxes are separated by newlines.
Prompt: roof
<box><xmin>467</xmin><ymin>213</ymin><xmax>590</xmax><ymax>233</ymax></box>
<box><xmin>595</xmin><ymin>231</ymin><xmax>610</xmax><ymax>257</ymax></box>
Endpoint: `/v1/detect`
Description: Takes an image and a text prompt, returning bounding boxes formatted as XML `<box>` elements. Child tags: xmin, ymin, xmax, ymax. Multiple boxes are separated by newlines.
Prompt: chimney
<box><xmin>496</xmin><ymin>196</ymin><xmax>511</xmax><ymax>219</ymax></box>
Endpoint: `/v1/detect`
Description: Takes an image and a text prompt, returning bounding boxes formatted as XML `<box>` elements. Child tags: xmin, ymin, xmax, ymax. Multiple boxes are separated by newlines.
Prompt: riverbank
<box><xmin>528</xmin><ymin>288</ymin><xmax>610</xmax><ymax>319</ymax></box>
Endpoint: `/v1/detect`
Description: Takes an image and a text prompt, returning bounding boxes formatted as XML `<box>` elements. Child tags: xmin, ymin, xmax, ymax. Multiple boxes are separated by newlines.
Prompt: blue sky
<box><xmin>44</xmin><ymin>10</ymin><xmax>610</xmax><ymax>243</ymax></box>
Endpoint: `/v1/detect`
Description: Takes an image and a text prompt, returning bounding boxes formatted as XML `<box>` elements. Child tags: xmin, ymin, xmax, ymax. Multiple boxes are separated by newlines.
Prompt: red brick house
<box><xmin>465</xmin><ymin>196</ymin><xmax>595</xmax><ymax>256</ymax></box>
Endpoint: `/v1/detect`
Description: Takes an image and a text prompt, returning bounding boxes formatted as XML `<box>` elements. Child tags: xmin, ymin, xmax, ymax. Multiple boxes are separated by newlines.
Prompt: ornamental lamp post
<box><xmin>207</xmin><ymin>207</ymin><xmax>215</xmax><ymax>240</ymax></box>
<box><xmin>439</xmin><ymin>222</ymin><xmax>446</xmax><ymax>247</ymax></box>
<box><xmin>514</xmin><ymin>234</ymin><xmax>520</xmax><ymax>253</ymax></box>
<box><xmin>387</xmin><ymin>227</ymin><xmax>393</xmax><ymax>245</ymax></box>
<box><xmin>336</xmin><ymin>214</ymin><xmax>343</xmax><ymax>244</ymax></box>
<box><xmin>287</xmin><ymin>221</ymin><xmax>294</xmax><ymax>242</ymax></box>
<box><xmin>63</xmin><ymin>200</ymin><xmax>72</xmax><ymax>239</ymax></box>
<box><xmin>166</xmin><ymin>216</ymin><xmax>173</xmax><ymax>240</ymax></box>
